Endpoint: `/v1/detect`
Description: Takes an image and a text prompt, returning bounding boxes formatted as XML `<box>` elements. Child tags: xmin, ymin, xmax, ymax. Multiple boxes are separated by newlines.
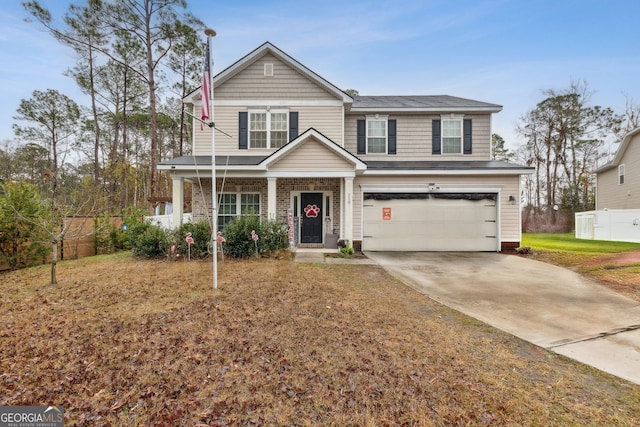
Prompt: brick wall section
<box><xmin>191</xmin><ymin>178</ymin><xmax>342</xmax><ymax>234</ymax></box>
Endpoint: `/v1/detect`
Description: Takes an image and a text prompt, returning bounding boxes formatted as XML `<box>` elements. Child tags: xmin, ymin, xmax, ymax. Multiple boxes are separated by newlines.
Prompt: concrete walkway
<box><xmin>295</xmin><ymin>250</ymin><xmax>640</xmax><ymax>384</ymax></box>
<box><xmin>293</xmin><ymin>249</ymin><xmax>377</xmax><ymax>265</ymax></box>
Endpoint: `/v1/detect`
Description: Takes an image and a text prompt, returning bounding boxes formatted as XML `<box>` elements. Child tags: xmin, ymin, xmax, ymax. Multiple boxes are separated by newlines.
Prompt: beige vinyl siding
<box><xmin>352</xmin><ymin>175</ymin><xmax>521</xmax><ymax>243</ymax></box>
<box><xmin>215</xmin><ymin>53</ymin><xmax>337</xmax><ymax>101</ymax></box>
<box><xmin>297</xmin><ymin>105</ymin><xmax>343</xmax><ymax>145</ymax></box>
<box><xmin>344</xmin><ymin>114</ymin><xmax>492</xmax><ymax>161</ymax></box>
<box><xmin>193</xmin><ymin>105</ymin><xmax>236</xmax><ymax>156</ymax></box>
<box><xmin>597</xmin><ymin>134</ymin><xmax>640</xmax><ymax>209</ymax></box>
<box><xmin>269</xmin><ymin>138</ymin><xmax>353</xmax><ymax>171</ymax></box>
<box><xmin>193</xmin><ymin>105</ymin><xmax>344</xmax><ymax>156</ymax></box>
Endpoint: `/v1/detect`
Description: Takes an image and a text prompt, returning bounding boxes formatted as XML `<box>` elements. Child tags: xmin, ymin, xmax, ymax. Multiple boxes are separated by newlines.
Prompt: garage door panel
<box><xmin>363</xmin><ymin>194</ymin><xmax>498</xmax><ymax>251</ymax></box>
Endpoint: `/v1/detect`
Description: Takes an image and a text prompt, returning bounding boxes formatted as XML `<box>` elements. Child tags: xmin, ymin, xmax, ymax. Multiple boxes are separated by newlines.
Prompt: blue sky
<box><xmin>1</xmin><ymin>0</ymin><xmax>639</xmax><ymax>151</ymax></box>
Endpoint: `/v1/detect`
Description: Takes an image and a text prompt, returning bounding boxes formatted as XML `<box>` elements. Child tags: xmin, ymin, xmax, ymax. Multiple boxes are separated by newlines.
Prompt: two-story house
<box><xmin>595</xmin><ymin>127</ymin><xmax>640</xmax><ymax>210</ymax></box>
<box><xmin>159</xmin><ymin>42</ymin><xmax>533</xmax><ymax>252</ymax></box>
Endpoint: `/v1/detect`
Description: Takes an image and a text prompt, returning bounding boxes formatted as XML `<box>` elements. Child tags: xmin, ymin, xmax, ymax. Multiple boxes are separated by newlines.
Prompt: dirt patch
<box><xmin>590</xmin><ymin>249</ymin><xmax>640</xmax><ymax>266</ymax></box>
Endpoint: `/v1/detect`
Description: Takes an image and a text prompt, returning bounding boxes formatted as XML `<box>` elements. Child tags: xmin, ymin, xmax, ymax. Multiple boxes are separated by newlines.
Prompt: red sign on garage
<box><xmin>382</xmin><ymin>207</ymin><xmax>392</xmax><ymax>220</ymax></box>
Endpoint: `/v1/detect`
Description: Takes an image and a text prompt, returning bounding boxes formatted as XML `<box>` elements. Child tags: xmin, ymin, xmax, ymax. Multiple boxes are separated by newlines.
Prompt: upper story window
<box><xmin>432</xmin><ymin>116</ymin><xmax>472</xmax><ymax>155</ymax></box>
<box><xmin>367</xmin><ymin>116</ymin><xmax>388</xmax><ymax>154</ymax></box>
<box><xmin>442</xmin><ymin>118</ymin><xmax>463</xmax><ymax>154</ymax></box>
<box><xmin>619</xmin><ymin>164</ymin><xmax>625</xmax><ymax>185</ymax></box>
<box><xmin>357</xmin><ymin>117</ymin><xmax>396</xmax><ymax>155</ymax></box>
<box><xmin>249</xmin><ymin>110</ymin><xmax>288</xmax><ymax>149</ymax></box>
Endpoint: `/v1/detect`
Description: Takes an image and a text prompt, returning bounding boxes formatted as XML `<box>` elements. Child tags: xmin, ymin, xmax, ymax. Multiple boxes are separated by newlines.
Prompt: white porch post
<box><xmin>267</xmin><ymin>177</ymin><xmax>277</xmax><ymax>220</ymax></box>
<box><xmin>171</xmin><ymin>175</ymin><xmax>184</xmax><ymax>229</ymax></box>
<box><xmin>344</xmin><ymin>177</ymin><xmax>354</xmax><ymax>247</ymax></box>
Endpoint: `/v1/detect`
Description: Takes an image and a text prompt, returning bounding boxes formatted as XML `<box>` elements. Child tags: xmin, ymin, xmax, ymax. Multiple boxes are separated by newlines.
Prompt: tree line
<box><xmin>2</xmin><ymin>0</ymin><xmax>206</xmax><ymax>215</ymax></box>
<box><xmin>493</xmin><ymin>81</ymin><xmax>639</xmax><ymax>231</ymax></box>
<box><xmin>1</xmin><ymin>0</ymin><xmax>206</xmax><ymax>283</ymax></box>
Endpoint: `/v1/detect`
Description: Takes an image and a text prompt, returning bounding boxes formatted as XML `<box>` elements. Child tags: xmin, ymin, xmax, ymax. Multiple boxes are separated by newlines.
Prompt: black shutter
<box><xmin>357</xmin><ymin>119</ymin><xmax>366</xmax><ymax>154</ymax></box>
<box><xmin>463</xmin><ymin>119</ymin><xmax>472</xmax><ymax>154</ymax></box>
<box><xmin>289</xmin><ymin>111</ymin><xmax>298</xmax><ymax>141</ymax></box>
<box><xmin>239</xmin><ymin>112</ymin><xmax>248</xmax><ymax>149</ymax></box>
<box><xmin>432</xmin><ymin>119</ymin><xmax>441</xmax><ymax>155</ymax></box>
<box><xmin>388</xmin><ymin>119</ymin><xmax>396</xmax><ymax>155</ymax></box>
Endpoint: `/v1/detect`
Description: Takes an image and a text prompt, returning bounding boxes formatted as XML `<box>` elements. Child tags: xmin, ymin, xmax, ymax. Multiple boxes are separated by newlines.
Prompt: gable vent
<box><xmin>264</xmin><ymin>63</ymin><xmax>274</xmax><ymax>77</ymax></box>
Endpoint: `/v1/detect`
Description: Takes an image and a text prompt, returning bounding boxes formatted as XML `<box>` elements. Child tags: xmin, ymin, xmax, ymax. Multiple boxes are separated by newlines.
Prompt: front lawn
<box><xmin>523</xmin><ymin>232</ymin><xmax>640</xmax><ymax>255</ymax></box>
<box><xmin>523</xmin><ymin>233</ymin><xmax>640</xmax><ymax>301</ymax></box>
<box><xmin>1</xmin><ymin>253</ymin><xmax>639</xmax><ymax>425</ymax></box>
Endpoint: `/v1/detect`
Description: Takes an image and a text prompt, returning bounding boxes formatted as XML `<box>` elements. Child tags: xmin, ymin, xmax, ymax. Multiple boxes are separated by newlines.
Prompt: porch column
<box><xmin>267</xmin><ymin>177</ymin><xmax>277</xmax><ymax>220</ymax></box>
<box><xmin>344</xmin><ymin>177</ymin><xmax>354</xmax><ymax>246</ymax></box>
<box><xmin>171</xmin><ymin>175</ymin><xmax>184</xmax><ymax>229</ymax></box>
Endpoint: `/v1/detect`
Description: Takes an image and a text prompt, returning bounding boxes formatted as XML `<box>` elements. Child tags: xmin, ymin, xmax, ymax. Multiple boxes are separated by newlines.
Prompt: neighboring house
<box><xmin>158</xmin><ymin>42</ymin><xmax>533</xmax><ymax>252</ymax></box>
<box><xmin>575</xmin><ymin>127</ymin><xmax>640</xmax><ymax>243</ymax></box>
<box><xmin>595</xmin><ymin>127</ymin><xmax>640</xmax><ymax>210</ymax></box>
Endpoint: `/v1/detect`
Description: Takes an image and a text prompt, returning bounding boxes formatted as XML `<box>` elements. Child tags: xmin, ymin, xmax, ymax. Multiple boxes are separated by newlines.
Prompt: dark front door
<box><xmin>300</xmin><ymin>192</ymin><xmax>323</xmax><ymax>244</ymax></box>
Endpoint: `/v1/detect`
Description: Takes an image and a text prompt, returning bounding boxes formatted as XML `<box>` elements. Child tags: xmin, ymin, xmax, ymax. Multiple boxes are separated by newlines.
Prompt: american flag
<box><xmin>200</xmin><ymin>38</ymin><xmax>211</xmax><ymax>129</ymax></box>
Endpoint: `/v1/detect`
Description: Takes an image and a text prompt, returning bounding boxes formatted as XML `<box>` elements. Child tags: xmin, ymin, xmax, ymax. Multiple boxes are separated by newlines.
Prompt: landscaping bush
<box><xmin>128</xmin><ymin>222</ymin><xmax>169</xmax><ymax>258</ymax></box>
<box><xmin>0</xmin><ymin>181</ymin><xmax>49</xmax><ymax>270</ymax></box>
<box><xmin>221</xmin><ymin>216</ymin><xmax>289</xmax><ymax>258</ymax></box>
<box><xmin>172</xmin><ymin>221</ymin><xmax>212</xmax><ymax>259</ymax></box>
<box><xmin>258</xmin><ymin>219</ymin><xmax>289</xmax><ymax>254</ymax></box>
<box><xmin>94</xmin><ymin>206</ymin><xmax>146</xmax><ymax>254</ymax></box>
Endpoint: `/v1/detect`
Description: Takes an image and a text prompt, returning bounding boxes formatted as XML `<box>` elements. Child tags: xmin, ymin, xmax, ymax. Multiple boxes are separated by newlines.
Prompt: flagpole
<box><xmin>205</xmin><ymin>28</ymin><xmax>217</xmax><ymax>290</ymax></box>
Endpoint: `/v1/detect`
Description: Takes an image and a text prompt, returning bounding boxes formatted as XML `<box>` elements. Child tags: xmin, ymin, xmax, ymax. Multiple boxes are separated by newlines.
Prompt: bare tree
<box><xmin>516</xmin><ymin>81</ymin><xmax>622</xmax><ymax>216</ymax></box>
<box><xmin>13</xmin><ymin>89</ymin><xmax>84</xmax><ymax>284</ymax></box>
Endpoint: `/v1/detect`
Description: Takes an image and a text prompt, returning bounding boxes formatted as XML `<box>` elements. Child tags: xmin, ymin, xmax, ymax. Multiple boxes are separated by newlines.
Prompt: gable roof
<box><xmin>350</xmin><ymin>95</ymin><xmax>502</xmax><ymax>113</ymax></box>
<box><xmin>262</xmin><ymin>128</ymin><xmax>366</xmax><ymax>171</ymax></box>
<box><xmin>185</xmin><ymin>42</ymin><xmax>353</xmax><ymax>104</ymax></box>
<box><xmin>596</xmin><ymin>127</ymin><xmax>640</xmax><ymax>173</ymax></box>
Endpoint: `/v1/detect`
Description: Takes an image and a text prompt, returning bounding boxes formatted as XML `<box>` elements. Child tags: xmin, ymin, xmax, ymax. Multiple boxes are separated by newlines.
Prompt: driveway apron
<box><xmin>365</xmin><ymin>251</ymin><xmax>640</xmax><ymax>385</ymax></box>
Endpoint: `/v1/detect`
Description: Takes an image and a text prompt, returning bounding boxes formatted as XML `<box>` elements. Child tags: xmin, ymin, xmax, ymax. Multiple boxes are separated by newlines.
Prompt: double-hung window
<box><xmin>442</xmin><ymin>117</ymin><xmax>463</xmax><ymax>154</ymax></box>
<box><xmin>366</xmin><ymin>116</ymin><xmax>387</xmax><ymax>154</ymax></box>
<box><xmin>249</xmin><ymin>110</ymin><xmax>288</xmax><ymax>149</ymax></box>
<box><xmin>619</xmin><ymin>164</ymin><xmax>625</xmax><ymax>185</ymax></box>
<box><xmin>218</xmin><ymin>193</ymin><xmax>260</xmax><ymax>230</ymax></box>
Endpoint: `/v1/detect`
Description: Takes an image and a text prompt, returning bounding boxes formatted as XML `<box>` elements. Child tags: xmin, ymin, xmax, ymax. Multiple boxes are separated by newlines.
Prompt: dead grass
<box><xmin>529</xmin><ymin>251</ymin><xmax>640</xmax><ymax>302</ymax></box>
<box><xmin>2</xmin><ymin>253</ymin><xmax>640</xmax><ymax>426</ymax></box>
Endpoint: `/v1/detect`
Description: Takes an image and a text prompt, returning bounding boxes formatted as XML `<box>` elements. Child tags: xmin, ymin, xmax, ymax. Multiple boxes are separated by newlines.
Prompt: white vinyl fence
<box><xmin>145</xmin><ymin>213</ymin><xmax>193</xmax><ymax>230</ymax></box>
<box><xmin>575</xmin><ymin>210</ymin><xmax>640</xmax><ymax>243</ymax></box>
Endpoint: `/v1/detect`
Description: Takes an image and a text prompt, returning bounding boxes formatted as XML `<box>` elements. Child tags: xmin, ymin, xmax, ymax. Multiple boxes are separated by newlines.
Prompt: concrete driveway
<box><xmin>364</xmin><ymin>251</ymin><xmax>640</xmax><ymax>384</ymax></box>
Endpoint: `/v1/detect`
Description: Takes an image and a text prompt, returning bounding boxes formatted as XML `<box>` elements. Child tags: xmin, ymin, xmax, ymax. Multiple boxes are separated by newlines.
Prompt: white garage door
<box><xmin>362</xmin><ymin>193</ymin><xmax>498</xmax><ymax>251</ymax></box>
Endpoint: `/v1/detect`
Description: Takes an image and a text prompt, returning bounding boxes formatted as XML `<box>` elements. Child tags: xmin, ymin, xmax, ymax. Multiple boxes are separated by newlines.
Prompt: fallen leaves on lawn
<box><xmin>1</xmin><ymin>253</ymin><xmax>639</xmax><ymax>426</ymax></box>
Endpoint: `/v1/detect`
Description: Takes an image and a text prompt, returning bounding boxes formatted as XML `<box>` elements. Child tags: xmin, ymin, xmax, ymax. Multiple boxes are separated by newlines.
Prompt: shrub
<box><xmin>222</xmin><ymin>216</ymin><xmax>289</xmax><ymax>258</ymax></box>
<box><xmin>94</xmin><ymin>213</ymin><xmax>117</xmax><ymax>254</ymax></box>
<box><xmin>129</xmin><ymin>222</ymin><xmax>169</xmax><ymax>258</ymax></box>
<box><xmin>173</xmin><ymin>221</ymin><xmax>212</xmax><ymax>259</ymax></box>
<box><xmin>339</xmin><ymin>246</ymin><xmax>355</xmax><ymax>258</ymax></box>
<box><xmin>0</xmin><ymin>181</ymin><xmax>49</xmax><ymax>269</ymax></box>
<box><xmin>94</xmin><ymin>206</ymin><xmax>146</xmax><ymax>255</ymax></box>
<box><xmin>258</xmin><ymin>220</ymin><xmax>289</xmax><ymax>254</ymax></box>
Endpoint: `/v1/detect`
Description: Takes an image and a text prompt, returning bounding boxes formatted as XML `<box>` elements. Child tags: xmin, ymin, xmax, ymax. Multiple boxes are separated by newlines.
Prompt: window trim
<box><xmin>619</xmin><ymin>164</ymin><xmax>625</xmax><ymax>185</ymax></box>
<box><xmin>440</xmin><ymin>114</ymin><xmax>464</xmax><ymax>155</ymax></box>
<box><xmin>248</xmin><ymin>108</ymin><xmax>289</xmax><ymax>149</ymax></box>
<box><xmin>366</xmin><ymin>115</ymin><xmax>388</xmax><ymax>154</ymax></box>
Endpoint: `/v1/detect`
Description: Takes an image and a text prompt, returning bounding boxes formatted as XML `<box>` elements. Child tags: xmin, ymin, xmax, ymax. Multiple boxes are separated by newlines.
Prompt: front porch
<box><xmin>170</xmin><ymin>176</ymin><xmax>355</xmax><ymax>249</ymax></box>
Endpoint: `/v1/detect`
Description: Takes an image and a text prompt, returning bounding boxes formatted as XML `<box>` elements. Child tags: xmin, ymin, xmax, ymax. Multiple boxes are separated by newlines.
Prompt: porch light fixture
<box><xmin>508</xmin><ymin>195</ymin><xmax>516</xmax><ymax>205</ymax></box>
